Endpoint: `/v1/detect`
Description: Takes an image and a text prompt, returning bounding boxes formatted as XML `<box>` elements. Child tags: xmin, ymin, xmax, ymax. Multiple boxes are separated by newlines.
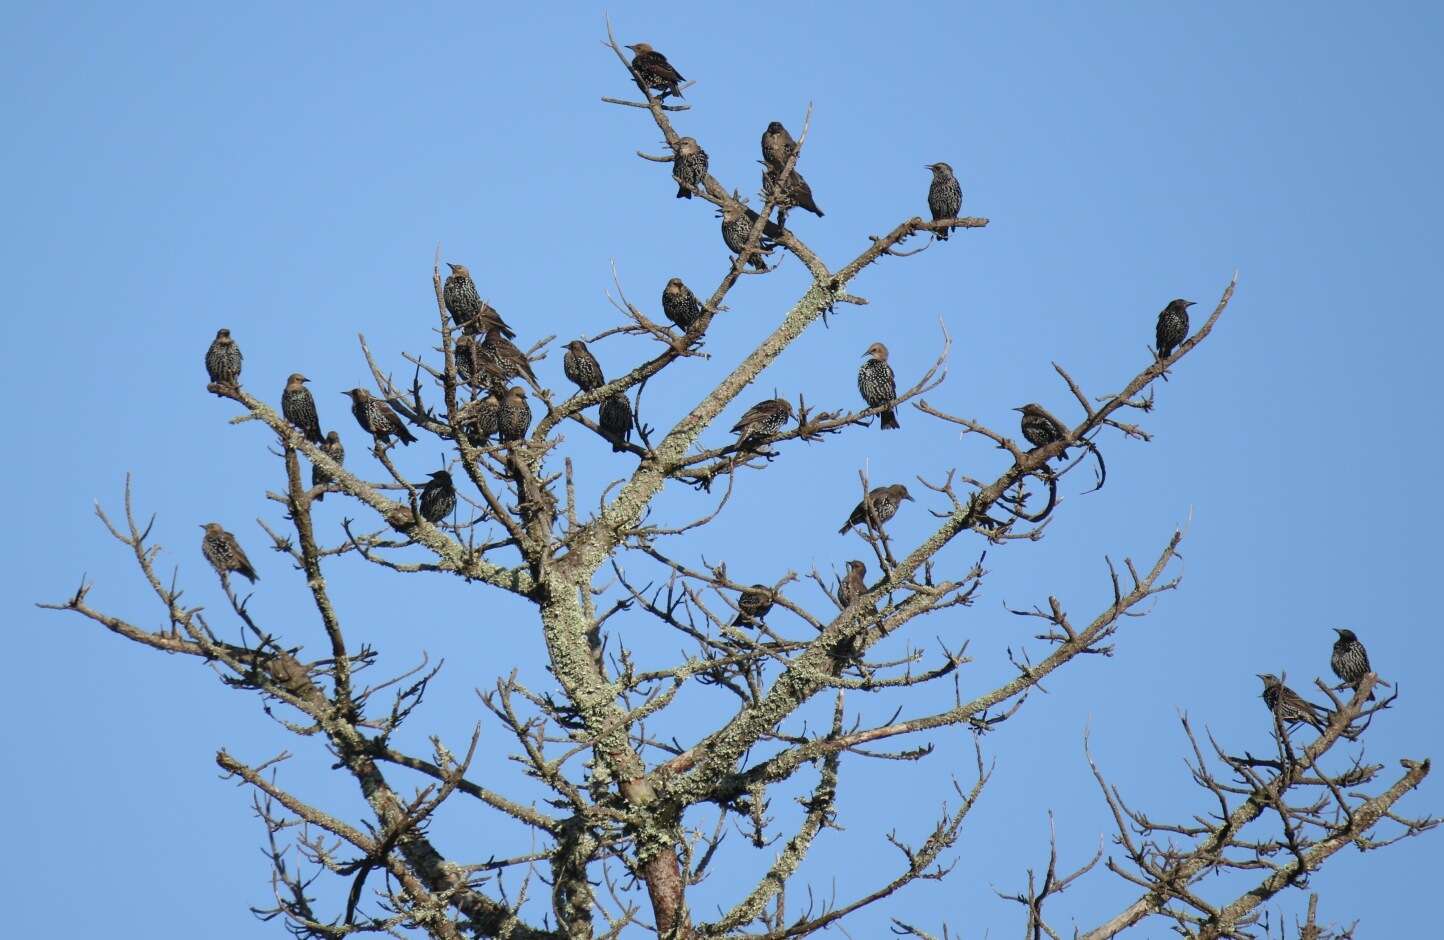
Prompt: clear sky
<box><xmin>2</xmin><ymin>3</ymin><xmax>1440</xmax><ymax>936</ymax></box>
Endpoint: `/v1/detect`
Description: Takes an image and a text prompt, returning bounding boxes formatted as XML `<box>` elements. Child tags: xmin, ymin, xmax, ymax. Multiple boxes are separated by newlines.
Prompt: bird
<box><xmin>563</xmin><ymin>340</ymin><xmax>606</xmax><ymax>392</ymax></box>
<box><xmin>858</xmin><ymin>342</ymin><xmax>900</xmax><ymax>430</ymax></box>
<box><xmin>720</xmin><ymin>200</ymin><xmax>779</xmax><ymax>269</ymax></box>
<box><xmin>625</xmin><ymin>42</ymin><xmax>685</xmax><ymax>99</ymax></box>
<box><xmin>205</xmin><ymin>328</ymin><xmax>243</xmax><ymax>387</ymax></box>
<box><xmin>1331</xmin><ymin>628</ymin><xmax>1375</xmax><ymax>701</ymax></box>
<box><xmin>455</xmin><ymin>394</ymin><xmax>499</xmax><ymax>446</ymax></box>
<box><xmin>761</xmin><ymin>164</ymin><xmax>823</xmax><ymax>217</ymax></box>
<box><xmin>837</xmin><ymin>560</ymin><xmax>868</xmax><ymax>609</ymax></box>
<box><xmin>1258</xmin><ymin>673</ymin><xmax>1328</xmax><ymax>733</ymax></box>
<box><xmin>281</xmin><ymin>373</ymin><xmax>324</xmax><ymax>444</ymax></box>
<box><xmin>926</xmin><ymin>163</ymin><xmax>963</xmax><ymax>240</ymax></box>
<box><xmin>599</xmin><ymin>394</ymin><xmax>633</xmax><ymax>452</ymax></box>
<box><xmin>311</xmin><ymin>431</ymin><xmax>344</xmax><ymax>500</ymax></box>
<box><xmin>200</xmin><ymin>522</ymin><xmax>259</xmax><ymax>584</ymax></box>
<box><xmin>497</xmin><ymin>386</ymin><xmax>532</xmax><ymax>442</ymax></box>
<box><xmin>454</xmin><ymin>332</ymin><xmax>486</xmax><ymax>389</ymax></box>
<box><xmin>760</xmin><ymin>121</ymin><xmax>798</xmax><ymax>171</ymax></box>
<box><xmin>479</xmin><ymin>328</ymin><xmax>538</xmax><ymax>388</ymax></box>
<box><xmin>1015</xmin><ymin>403</ymin><xmax>1069</xmax><ymax>461</ymax></box>
<box><xmin>662</xmin><ymin>278</ymin><xmax>703</xmax><ymax>331</ymax></box>
<box><xmin>1155</xmin><ymin>299</ymin><xmax>1194</xmax><ymax>360</ymax></box>
<box><xmin>732</xmin><ymin>584</ymin><xmax>774</xmax><ymax>627</ymax></box>
<box><xmin>839</xmin><ymin>484</ymin><xmax>914</xmax><ymax>534</ymax></box>
<box><xmin>443</xmin><ymin>263</ymin><xmax>514</xmax><ymax>339</ymax></box>
<box><xmin>344</xmin><ymin>388</ymin><xmax>417</xmax><ymax>446</ymax></box>
<box><xmin>418</xmin><ymin>469</ymin><xmax>457</xmax><ymax>523</ymax></box>
<box><xmin>673</xmin><ymin>137</ymin><xmax>709</xmax><ymax>198</ymax></box>
<box><xmin>731</xmin><ymin>398</ymin><xmax>794</xmax><ymax>448</ymax></box>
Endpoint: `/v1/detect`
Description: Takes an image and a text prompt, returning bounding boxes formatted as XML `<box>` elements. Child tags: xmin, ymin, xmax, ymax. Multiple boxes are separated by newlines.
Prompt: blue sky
<box><xmin>2</xmin><ymin>2</ymin><xmax>1440</xmax><ymax>936</ymax></box>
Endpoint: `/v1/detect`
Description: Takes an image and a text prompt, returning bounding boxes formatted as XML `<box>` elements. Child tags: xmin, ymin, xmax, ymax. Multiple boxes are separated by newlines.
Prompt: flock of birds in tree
<box><xmin>194</xmin><ymin>40</ymin><xmax>1377</xmax><ymax>738</ymax></box>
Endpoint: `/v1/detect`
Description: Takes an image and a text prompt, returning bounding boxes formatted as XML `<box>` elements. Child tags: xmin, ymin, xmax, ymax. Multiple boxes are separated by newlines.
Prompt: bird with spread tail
<box><xmin>839</xmin><ymin>484</ymin><xmax>914</xmax><ymax>534</ymax></box>
<box><xmin>200</xmin><ymin>522</ymin><xmax>259</xmax><ymax>584</ymax></box>
<box><xmin>344</xmin><ymin>388</ymin><xmax>417</xmax><ymax>446</ymax></box>
<box><xmin>926</xmin><ymin>163</ymin><xmax>962</xmax><ymax>239</ymax></box>
<box><xmin>205</xmin><ymin>328</ymin><xmax>243</xmax><ymax>387</ymax></box>
<box><xmin>625</xmin><ymin>42</ymin><xmax>685</xmax><ymax>99</ymax></box>
<box><xmin>858</xmin><ymin>342</ymin><xmax>900</xmax><ymax>430</ymax></box>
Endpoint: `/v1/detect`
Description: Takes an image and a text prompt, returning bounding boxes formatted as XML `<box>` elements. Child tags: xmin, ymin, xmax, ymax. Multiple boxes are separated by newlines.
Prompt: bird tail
<box><xmin>749</xmin><ymin>255</ymin><xmax>768</xmax><ymax>271</ymax></box>
<box><xmin>241</xmin><ymin>567</ymin><xmax>259</xmax><ymax>584</ymax></box>
<box><xmin>838</xmin><ymin>521</ymin><xmax>852</xmax><ymax>535</ymax></box>
<box><xmin>805</xmin><ymin>200</ymin><xmax>824</xmax><ymax>217</ymax></box>
<box><xmin>936</xmin><ymin>228</ymin><xmax>949</xmax><ymax>242</ymax></box>
<box><xmin>880</xmin><ymin>409</ymin><xmax>900</xmax><ymax>430</ymax></box>
<box><xmin>314</xmin><ymin>489</ymin><xmax>325</xmax><ymax>503</ymax></box>
<box><xmin>677</xmin><ymin>182</ymin><xmax>691</xmax><ymax>199</ymax></box>
<box><xmin>397</xmin><ymin>425</ymin><xmax>418</xmax><ymax>445</ymax></box>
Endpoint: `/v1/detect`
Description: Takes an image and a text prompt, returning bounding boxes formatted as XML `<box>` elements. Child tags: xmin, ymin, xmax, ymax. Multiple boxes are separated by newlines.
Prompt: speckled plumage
<box><xmin>1259</xmin><ymin>674</ymin><xmax>1327</xmax><ymax>732</ymax></box>
<box><xmin>444</xmin><ymin>263</ymin><xmax>514</xmax><ymax>338</ymax></box>
<box><xmin>762</xmin><ymin>164</ymin><xmax>823</xmax><ymax>217</ymax></box>
<box><xmin>281</xmin><ymin>373</ymin><xmax>324</xmax><ymax>444</ymax></box>
<box><xmin>838</xmin><ymin>484</ymin><xmax>914</xmax><ymax>534</ymax></box>
<box><xmin>761</xmin><ymin>121</ymin><xmax>797</xmax><ymax>171</ymax></box>
<box><xmin>479</xmin><ymin>329</ymin><xmax>537</xmax><ymax>388</ymax></box>
<box><xmin>626</xmin><ymin>42</ymin><xmax>685</xmax><ymax>99</ymax></box>
<box><xmin>418</xmin><ymin>470</ymin><xmax>457</xmax><ymax>523</ymax></box>
<box><xmin>926</xmin><ymin>163</ymin><xmax>962</xmax><ymax>239</ymax></box>
<box><xmin>497</xmin><ymin>387</ymin><xmax>532</xmax><ymax>442</ymax></box>
<box><xmin>205</xmin><ymin>328</ymin><xmax>243</xmax><ymax>386</ymax></box>
<box><xmin>731</xmin><ymin>398</ymin><xmax>793</xmax><ymax>448</ymax></box>
<box><xmin>1155</xmin><ymin>299</ymin><xmax>1194</xmax><ymax>360</ymax></box>
<box><xmin>720</xmin><ymin>200</ymin><xmax>779</xmax><ymax>269</ymax></box>
<box><xmin>673</xmin><ymin>137</ymin><xmax>709</xmax><ymax>198</ymax></box>
<box><xmin>345</xmin><ymin>388</ymin><xmax>417</xmax><ymax>446</ymax></box>
<box><xmin>563</xmin><ymin>340</ymin><xmax>606</xmax><ymax>392</ymax></box>
<box><xmin>732</xmin><ymin>584</ymin><xmax>774</xmax><ymax>627</ymax></box>
<box><xmin>662</xmin><ymin>278</ymin><xmax>702</xmax><ymax>331</ymax></box>
<box><xmin>1331</xmin><ymin>629</ymin><xmax>1375</xmax><ymax>701</ymax></box>
<box><xmin>456</xmin><ymin>394</ymin><xmax>499</xmax><ymax>447</ymax></box>
<box><xmin>1016</xmin><ymin>403</ymin><xmax>1069</xmax><ymax>461</ymax></box>
<box><xmin>599</xmin><ymin>394</ymin><xmax>633</xmax><ymax>452</ymax></box>
<box><xmin>311</xmin><ymin>431</ymin><xmax>344</xmax><ymax>500</ymax></box>
<box><xmin>858</xmin><ymin>342</ymin><xmax>900</xmax><ymax>430</ymax></box>
<box><xmin>201</xmin><ymin>522</ymin><xmax>258</xmax><ymax>583</ymax></box>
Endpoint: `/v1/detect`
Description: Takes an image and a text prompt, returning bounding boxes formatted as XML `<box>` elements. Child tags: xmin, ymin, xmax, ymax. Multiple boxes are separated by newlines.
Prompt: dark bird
<box><xmin>1258</xmin><ymin>673</ymin><xmax>1328</xmax><ymax>733</ymax></box>
<box><xmin>673</xmin><ymin>136</ymin><xmax>709</xmax><ymax>198</ymax></box>
<box><xmin>837</xmin><ymin>560</ymin><xmax>868</xmax><ymax>609</ymax></box>
<box><xmin>1015</xmin><ymin>403</ymin><xmax>1069</xmax><ymax>461</ymax></box>
<box><xmin>926</xmin><ymin>162</ymin><xmax>963</xmax><ymax>240</ymax></box>
<box><xmin>839</xmin><ymin>484</ymin><xmax>914</xmax><ymax>534</ymax></box>
<box><xmin>731</xmin><ymin>398</ymin><xmax>794</xmax><ymax>448</ymax></box>
<box><xmin>205</xmin><ymin>328</ymin><xmax>243</xmax><ymax>386</ymax></box>
<box><xmin>760</xmin><ymin>121</ymin><xmax>798</xmax><ymax>171</ymax></box>
<box><xmin>497</xmin><ymin>386</ymin><xmax>532</xmax><ymax>442</ymax></box>
<box><xmin>662</xmin><ymin>277</ymin><xmax>703</xmax><ymax>331</ymax></box>
<box><xmin>732</xmin><ymin>584</ymin><xmax>774</xmax><ymax>627</ymax></box>
<box><xmin>563</xmin><ymin>340</ymin><xmax>606</xmax><ymax>392</ymax></box>
<box><xmin>456</xmin><ymin>394</ymin><xmax>499</xmax><ymax>446</ymax></box>
<box><xmin>200</xmin><ymin>522</ymin><xmax>258</xmax><ymax>584</ymax></box>
<box><xmin>599</xmin><ymin>394</ymin><xmax>633</xmax><ymax>452</ymax></box>
<box><xmin>1331</xmin><ymin>628</ymin><xmax>1375</xmax><ymax>701</ymax></box>
<box><xmin>720</xmin><ymin>200</ymin><xmax>780</xmax><ymax>270</ymax></box>
<box><xmin>281</xmin><ymin>373</ymin><xmax>324</xmax><ymax>444</ymax></box>
<box><xmin>418</xmin><ymin>469</ymin><xmax>457</xmax><ymax>524</ymax></box>
<box><xmin>480</xmin><ymin>328</ymin><xmax>538</xmax><ymax>388</ymax></box>
<box><xmin>858</xmin><ymin>342</ymin><xmax>900</xmax><ymax>430</ymax></box>
<box><xmin>761</xmin><ymin>163</ymin><xmax>823</xmax><ymax>217</ymax></box>
<box><xmin>344</xmin><ymin>388</ymin><xmax>417</xmax><ymax>446</ymax></box>
<box><xmin>454</xmin><ymin>332</ymin><xmax>486</xmax><ymax>389</ymax></box>
<box><xmin>625</xmin><ymin>42</ymin><xmax>685</xmax><ymax>99</ymax></box>
<box><xmin>311</xmin><ymin>431</ymin><xmax>345</xmax><ymax>500</ymax></box>
<box><xmin>443</xmin><ymin>263</ymin><xmax>514</xmax><ymax>338</ymax></box>
<box><xmin>1155</xmin><ymin>299</ymin><xmax>1194</xmax><ymax>361</ymax></box>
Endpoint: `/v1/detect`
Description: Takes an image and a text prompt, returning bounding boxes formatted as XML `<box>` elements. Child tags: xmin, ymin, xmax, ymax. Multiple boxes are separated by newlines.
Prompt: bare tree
<box><xmin>43</xmin><ymin>22</ymin><xmax>1435</xmax><ymax>940</ymax></box>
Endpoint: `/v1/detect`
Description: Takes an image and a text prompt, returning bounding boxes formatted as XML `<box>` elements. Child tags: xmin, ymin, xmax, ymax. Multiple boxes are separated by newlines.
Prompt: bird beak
<box><xmin>1333</xmin><ymin>628</ymin><xmax>1344</xmax><ymax>636</ymax></box>
<box><xmin>1255</xmin><ymin>673</ymin><xmax>1268</xmax><ymax>680</ymax></box>
<box><xmin>904</xmin><ymin>493</ymin><xmax>915</xmax><ymax>502</ymax></box>
<box><xmin>1012</xmin><ymin>406</ymin><xmax>1024</xmax><ymax>412</ymax></box>
<box><xmin>1185</xmin><ymin>301</ymin><xmax>1196</xmax><ymax>307</ymax></box>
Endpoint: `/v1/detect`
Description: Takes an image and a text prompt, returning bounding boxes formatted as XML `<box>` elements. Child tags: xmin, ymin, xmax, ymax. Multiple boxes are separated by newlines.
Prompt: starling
<box><xmin>443</xmin><ymin>263</ymin><xmax>514</xmax><ymax>338</ymax></box>
<box><xmin>837</xmin><ymin>560</ymin><xmax>868</xmax><ymax>609</ymax></box>
<box><xmin>625</xmin><ymin>42</ymin><xmax>685</xmax><ymax>99</ymax></box>
<box><xmin>205</xmin><ymin>328</ymin><xmax>243</xmax><ymax>386</ymax></box>
<box><xmin>454</xmin><ymin>332</ymin><xmax>486</xmax><ymax>389</ymax></box>
<box><xmin>344</xmin><ymin>388</ymin><xmax>417</xmax><ymax>446</ymax></box>
<box><xmin>1258</xmin><ymin>673</ymin><xmax>1328</xmax><ymax>733</ymax></box>
<box><xmin>673</xmin><ymin>136</ymin><xmax>709</xmax><ymax>199</ymax></box>
<box><xmin>858</xmin><ymin>342</ymin><xmax>900</xmax><ymax>430</ymax></box>
<box><xmin>838</xmin><ymin>484</ymin><xmax>914</xmax><ymax>534</ymax></box>
<box><xmin>497</xmin><ymin>386</ymin><xmax>532</xmax><ymax>442</ymax></box>
<box><xmin>418</xmin><ymin>469</ymin><xmax>457</xmax><ymax>523</ymax></box>
<box><xmin>1155</xmin><ymin>299</ymin><xmax>1194</xmax><ymax>361</ymax></box>
<box><xmin>455</xmin><ymin>393</ymin><xmax>499</xmax><ymax>446</ymax></box>
<box><xmin>760</xmin><ymin>121</ymin><xmax>798</xmax><ymax>171</ymax></box>
<box><xmin>720</xmin><ymin>200</ymin><xmax>779</xmax><ymax>270</ymax></box>
<box><xmin>563</xmin><ymin>340</ymin><xmax>606</xmax><ymax>392</ymax></box>
<box><xmin>731</xmin><ymin>398</ymin><xmax>794</xmax><ymax>448</ymax></box>
<box><xmin>281</xmin><ymin>373</ymin><xmax>324</xmax><ymax>444</ymax></box>
<box><xmin>480</xmin><ymin>328</ymin><xmax>538</xmax><ymax>388</ymax></box>
<box><xmin>926</xmin><ymin>163</ymin><xmax>963</xmax><ymax>240</ymax></box>
<box><xmin>761</xmin><ymin>164</ymin><xmax>823</xmax><ymax>217</ymax></box>
<box><xmin>1015</xmin><ymin>403</ymin><xmax>1069</xmax><ymax>461</ymax></box>
<box><xmin>731</xmin><ymin>584</ymin><xmax>774</xmax><ymax>627</ymax></box>
<box><xmin>599</xmin><ymin>393</ymin><xmax>633</xmax><ymax>452</ymax></box>
<box><xmin>311</xmin><ymin>431</ymin><xmax>345</xmax><ymax>500</ymax></box>
<box><xmin>200</xmin><ymin>522</ymin><xmax>259</xmax><ymax>584</ymax></box>
<box><xmin>662</xmin><ymin>277</ymin><xmax>703</xmax><ymax>331</ymax></box>
<box><xmin>1330</xmin><ymin>628</ymin><xmax>1375</xmax><ymax>701</ymax></box>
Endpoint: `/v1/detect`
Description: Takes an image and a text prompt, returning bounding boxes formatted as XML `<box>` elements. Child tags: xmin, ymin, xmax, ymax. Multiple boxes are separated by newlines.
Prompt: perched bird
<box><xmin>455</xmin><ymin>394</ymin><xmax>499</xmax><ymax>447</ymax></box>
<box><xmin>497</xmin><ymin>386</ymin><xmax>532</xmax><ymax>442</ymax></box>
<box><xmin>625</xmin><ymin>42</ymin><xmax>685</xmax><ymax>99</ymax></box>
<box><xmin>1155</xmin><ymin>299</ymin><xmax>1194</xmax><ymax>361</ymax></box>
<box><xmin>311</xmin><ymin>431</ymin><xmax>345</xmax><ymax>500</ymax></box>
<box><xmin>839</xmin><ymin>484</ymin><xmax>914</xmax><ymax>534</ymax></box>
<box><xmin>480</xmin><ymin>329</ymin><xmax>538</xmax><ymax>387</ymax></box>
<box><xmin>599</xmin><ymin>394</ymin><xmax>633</xmax><ymax>452</ymax></box>
<box><xmin>418</xmin><ymin>469</ymin><xmax>457</xmax><ymax>524</ymax></box>
<box><xmin>1331</xmin><ymin>628</ymin><xmax>1375</xmax><ymax>701</ymax></box>
<box><xmin>857</xmin><ymin>342</ymin><xmax>900</xmax><ymax>430</ymax></box>
<box><xmin>443</xmin><ymin>263</ymin><xmax>514</xmax><ymax>338</ymax></box>
<box><xmin>673</xmin><ymin>137</ymin><xmax>709</xmax><ymax>199</ymax></box>
<box><xmin>200</xmin><ymin>522</ymin><xmax>258</xmax><ymax>584</ymax></box>
<box><xmin>454</xmin><ymin>332</ymin><xmax>486</xmax><ymax>389</ymax></box>
<box><xmin>662</xmin><ymin>277</ymin><xmax>703</xmax><ymax>331</ymax></box>
<box><xmin>731</xmin><ymin>398</ymin><xmax>794</xmax><ymax>448</ymax></box>
<box><xmin>344</xmin><ymin>388</ymin><xmax>417</xmax><ymax>446</ymax></box>
<box><xmin>1258</xmin><ymin>673</ymin><xmax>1328</xmax><ymax>732</ymax></box>
<box><xmin>732</xmin><ymin>584</ymin><xmax>774</xmax><ymax>627</ymax></box>
<box><xmin>720</xmin><ymin>200</ymin><xmax>779</xmax><ymax>270</ymax></box>
<box><xmin>926</xmin><ymin>163</ymin><xmax>963</xmax><ymax>240</ymax></box>
<box><xmin>760</xmin><ymin>121</ymin><xmax>798</xmax><ymax>171</ymax></box>
<box><xmin>837</xmin><ymin>560</ymin><xmax>868</xmax><ymax>609</ymax></box>
<box><xmin>281</xmin><ymin>373</ymin><xmax>324</xmax><ymax>444</ymax></box>
<box><xmin>563</xmin><ymin>340</ymin><xmax>606</xmax><ymax>392</ymax></box>
<box><xmin>205</xmin><ymin>328</ymin><xmax>243</xmax><ymax>386</ymax></box>
<box><xmin>1015</xmin><ymin>403</ymin><xmax>1069</xmax><ymax>461</ymax></box>
<box><xmin>761</xmin><ymin>164</ymin><xmax>823</xmax><ymax>217</ymax></box>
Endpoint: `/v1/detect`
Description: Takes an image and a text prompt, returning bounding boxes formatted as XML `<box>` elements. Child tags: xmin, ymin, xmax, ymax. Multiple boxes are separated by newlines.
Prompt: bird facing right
<box><xmin>1330</xmin><ymin>628</ymin><xmax>1375</xmax><ymax>701</ymax></box>
<box><xmin>839</xmin><ymin>484</ymin><xmax>914</xmax><ymax>534</ymax></box>
<box><xmin>281</xmin><ymin>373</ymin><xmax>324</xmax><ymax>444</ymax></box>
<box><xmin>837</xmin><ymin>560</ymin><xmax>868</xmax><ymax>609</ymax></box>
<box><xmin>857</xmin><ymin>342</ymin><xmax>900</xmax><ymax>430</ymax></box>
<box><xmin>731</xmin><ymin>398</ymin><xmax>794</xmax><ymax>449</ymax></box>
<box><xmin>200</xmin><ymin>522</ymin><xmax>259</xmax><ymax>584</ymax></box>
<box><xmin>1155</xmin><ymin>299</ymin><xmax>1195</xmax><ymax>361</ymax></box>
<box><xmin>925</xmin><ymin>163</ymin><xmax>962</xmax><ymax>239</ymax></box>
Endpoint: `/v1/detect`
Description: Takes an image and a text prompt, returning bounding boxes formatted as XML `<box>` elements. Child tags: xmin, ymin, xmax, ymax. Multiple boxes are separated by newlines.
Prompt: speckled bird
<box><xmin>662</xmin><ymin>277</ymin><xmax>702</xmax><ymax>331</ymax></box>
<box><xmin>762</xmin><ymin>164</ymin><xmax>823</xmax><ymax>217</ymax></box>
<box><xmin>599</xmin><ymin>394</ymin><xmax>633</xmax><ymax>452</ymax></box>
<box><xmin>563</xmin><ymin>340</ymin><xmax>605</xmax><ymax>392</ymax></box>
<box><xmin>345</xmin><ymin>388</ymin><xmax>417</xmax><ymax>446</ymax></box>
<box><xmin>454</xmin><ymin>333</ymin><xmax>486</xmax><ymax>389</ymax></box>
<box><xmin>418</xmin><ymin>469</ymin><xmax>457</xmax><ymax>523</ymax></box>
<box><xmin>731</xmin><ymin>398</ymin><xmax>793</xmax><ymax>448</ymax></box>
<box><xmin>625</xmin><ymin>42</ymin><xmax>685</xmax><ymax>99</ymax></box>
<box><xmin>281</xmin><ymin>373</ymin><xmax>324</xmax><ymax>444</ymax></box>
<box><xmin>720</xmin><ymin>200</ymin><xmax>779</xmax><ymax>269</ymax></box>
<box><xmin>480</xmin><ymin>329</ymin><xmax>538</xmax><ymax>388</ymax></box>
<box><xmin>731</xmin><ymin>584</ymin><xmax>774</xmax><ymax>627</ymax></box>
<box><xmin>858</xmin><ymin>342</ymin><xmax>900</xmax><ymax>430</ymax></box>
<box><xmin>761</xmin><ymin>121</ymin><xmax>798</xmax><ymax>171</ymax></box>
<box><xmin>456</xmin><ymin>394</ymin><xmax>499</xmax><ymax>447</ymax></box>
<box><xmin>205</xmin><ymin>328</ymin><xmax>243</xmax><ymax>386</ymax></box>
<box><xmin>1331</xmin><ymin>628</ymin><xmax>1375</xmax><ymax>701</ymax></box>
<box><xmin>837</xmin><ymin>560</ymin><xmax>868</xmax><ymax>609</ymax></box>
<box><xmin>200</xmin><ymin>522</ymin><xmax>258</xmax><ymax>584</ymax></box>
<box><xmin>926</xmin><ymin>163</ymin><xmax>962</xmax><ymax>240</ymax></box>
<box><xmin>443</xmin><ymin>263</ymin><xmax>514</xmax><ymax>338</ymax></box>
<box><xmin>838</xmin><ymin>484</ymin><xmax>914</xmax><ymax>534</ymax></box>
<box><xmin>497</xmin><ymin>386</ymin><xmax>532</xmax><ymax>442</ymax></box>
<box><xmin>1258</xmin><ymin>673</ymin><xmax>1328</xmax><ymax>732</ymax></box>
<box><xmin>311</xmin><ymin>431</ymin><xmax>344</xmax><ymax>500</ymax></box>
<box><xmin>1155</xmin><ymin>299</ymin><xmax>1194</xmax><ymax>360</ymax></box>
<box><xmin>673</xmin><ymin>137</ymin><xmax>709</xmax><ymax>199</ymax></box>
<box><xmin>1015</xmin><ymin>403</ymin><xmax>1069</xmax><ymax>461</ymax></box>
